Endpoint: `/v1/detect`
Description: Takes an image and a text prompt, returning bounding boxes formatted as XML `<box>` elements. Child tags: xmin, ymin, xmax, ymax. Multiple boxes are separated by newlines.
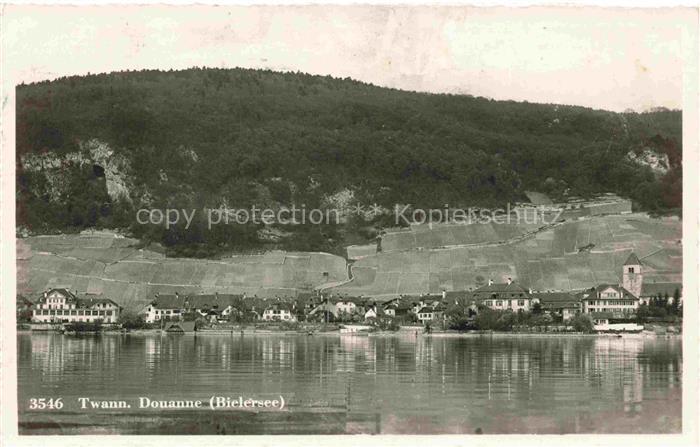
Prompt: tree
<box><xmin>532</xmin><ymin>302</ymin><xmax>543</xmax><ymax>315</ymax></box>
<box><xmin>445</xmin><ymin>306</ymin><xmax>472</xmax><ymax>331</ymax></box>
<box><xmin>495</xmin><ymin>311</ymin><xmax>517</xmax><ymax>331</ymax></box>
<box><xmin>16</xmin><ymin>68</ymin><xmax>681</xmax><ymax>257</ymax></box>
<box><xmin>571</xmin><ymin>314</ymin><xmax>594</xmax><ymax>333</ymax></box>
<box><xmin>118</xmin><ymin>312</ymin><xmax>148</xmax><ymax>330</ymax></box>
<box><xmin>474</xmin><ymin>306</ymin><xmax>499</xmax><ymax>330</ymax></box>
<box><xmin>17</xmin><ymin>305</ymin><xmax>33</xmax><ymax>323</ymax></box>
<box><xmin>670</xmin><ymin>288</ymin><xmax>680</xmax><ymax>316</ymax></box>
<box><xmin>636</xmin><ymin>304</ymin><xmax>651</xmax><ymax>323</ymax></box>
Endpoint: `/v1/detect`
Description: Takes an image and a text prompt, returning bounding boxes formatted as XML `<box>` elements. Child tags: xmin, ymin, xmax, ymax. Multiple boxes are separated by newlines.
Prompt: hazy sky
<box><xmin>3</xmin><ymin>5</ymin><xmax>694</xmax><ymax>111</ymax></box>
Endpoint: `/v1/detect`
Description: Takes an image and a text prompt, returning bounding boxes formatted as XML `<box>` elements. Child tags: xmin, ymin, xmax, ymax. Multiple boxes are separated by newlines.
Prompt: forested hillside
<box><xmin>16</xmin><ymin>68</ymin><xmax>682</xmax><ymax>256</ymax></box>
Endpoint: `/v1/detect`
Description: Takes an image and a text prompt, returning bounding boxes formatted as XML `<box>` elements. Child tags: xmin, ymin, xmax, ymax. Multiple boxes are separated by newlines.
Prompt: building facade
<box><xmin>141</xmin><ymin>293</ymin><xmax>243</xmax><ymax>323</ymax></box>
<box><xmin>531</xmin><ymin>292</ymin><xmax>581</xmax><ymax>321</ymax></box>
<box><xmin>468</xmin><ymin>280</ymin><xmax>537</xmax><ymax>311</ymax></box>
<box><xmin>262</xmin><ymin>303</ymin><xmax>296</xmax><ymax>321</ymax></box>
<box><xmin>580</xmin><ymin>284</ymin><xmax>639</xmax><ymax>317</ymax></box>
<box><xmin>416</xmin><ymin>305</ymin><xmax>445</xmax><ymax>323</ymax></box>
<box><xmin>32</xmin><ymin>289</ymin><xmax>120</xmax><ymax>324</ymax></box>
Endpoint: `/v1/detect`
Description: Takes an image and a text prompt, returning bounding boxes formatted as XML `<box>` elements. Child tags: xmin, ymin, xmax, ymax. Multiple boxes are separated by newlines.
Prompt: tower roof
<box><xmin>623</xmin><ymin>252</ymin><xmax>641</xmax><ymax>266</ymax></box>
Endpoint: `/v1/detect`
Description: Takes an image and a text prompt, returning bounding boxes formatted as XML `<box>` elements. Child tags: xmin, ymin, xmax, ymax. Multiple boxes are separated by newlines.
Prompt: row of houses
<box><xmin>22</xmin><ymin>254</ymin><xmax>681</xmax><ymax>328</ymax></box>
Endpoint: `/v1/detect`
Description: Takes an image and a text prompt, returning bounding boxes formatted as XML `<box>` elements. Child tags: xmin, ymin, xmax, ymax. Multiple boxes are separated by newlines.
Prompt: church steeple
<box><xmin>624</xmin><ymin>252</ymin><xmax>641</xmax><ymax>266</ymax></box>
<box><xmin>622</xmin><ymin>252</ymin><xmax>643</xmax><ymax>298</ymax></box>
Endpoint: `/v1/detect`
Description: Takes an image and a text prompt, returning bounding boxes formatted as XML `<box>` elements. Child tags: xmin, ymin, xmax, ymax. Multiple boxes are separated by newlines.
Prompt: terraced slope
<box><xmin>17</xmin><ymin>213</ymin><xmax>682</xmax><ymax>308</ymax></box>
<box><xmin>381</xmin><ymin>220</ymin><xmax>544</xmax><ymax>252</ymax></box>
<box><xmin>17</xmin><ymin>232</ymin><xmax>348</xmax><ymax>311</ymax></box>
<box><xmin>333</xmin><ymin>213</ymin><xmax>681</xmax><ymax>296</ymax></box>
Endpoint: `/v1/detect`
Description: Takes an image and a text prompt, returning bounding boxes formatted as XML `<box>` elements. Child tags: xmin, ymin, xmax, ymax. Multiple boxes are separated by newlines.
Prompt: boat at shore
<box><xmin>339</xmin><ymin>324</ymin><xmax>372</xmax><ymax>335</ymax></box>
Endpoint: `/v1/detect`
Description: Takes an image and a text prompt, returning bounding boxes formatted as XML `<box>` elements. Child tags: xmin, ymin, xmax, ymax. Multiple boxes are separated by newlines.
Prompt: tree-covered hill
<box><xmin>16</xmin><ymin>68</ymin><xmax>681</xmax><ymax>256</ymax></box>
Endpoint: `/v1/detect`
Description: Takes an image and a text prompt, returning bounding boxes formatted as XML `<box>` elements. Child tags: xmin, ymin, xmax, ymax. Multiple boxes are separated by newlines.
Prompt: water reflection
<box><xmin>18</xmin><ymin>333</ymin><xmax>681</xmax><ymax>434</ymax></box>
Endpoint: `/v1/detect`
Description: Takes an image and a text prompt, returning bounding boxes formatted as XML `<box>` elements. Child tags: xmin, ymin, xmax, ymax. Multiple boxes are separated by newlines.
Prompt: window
<box><xmin>628</xmin><ymin>267</ymin><xmax>634</xmax><ymax>273</ymax></box>
<box><xmin>495</xmin><ymin>301</ymin><xmax>502</xmax><ymax>307</ymax></box>
<box><xmin>518</xmin><ymin>300</ymin><xmax>525</xmax><ymax>306</ymax></box>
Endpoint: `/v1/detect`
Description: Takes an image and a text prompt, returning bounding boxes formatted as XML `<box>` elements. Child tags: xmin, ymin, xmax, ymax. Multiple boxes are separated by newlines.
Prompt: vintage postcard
<box><xmin>1</xmin><ymin>3</ymin><xmax>698</xmax><ymax>446</ymax></box>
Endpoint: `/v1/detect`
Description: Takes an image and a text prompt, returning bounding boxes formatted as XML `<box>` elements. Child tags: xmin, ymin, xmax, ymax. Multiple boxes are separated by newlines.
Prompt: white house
<box><xmin>261</xmin><ymin>303</ymin><xmax>296</xmax><ymax>321</ymax></box>
<box><xmin>32</xmin><ymin>288</ymin><xmax>120</xmax><ymax>324</ymax></box>
<box><xmin>468</xmin><ymin>279</ymin><xmax>538</xmax><ymax>311</ymax></box>
<box><xmin>309</xmin><ymin>296</ymin><xmax>367</xmax><ymax>318</ymax></box>
<box><xmin>580</xmin><ymin>284</ymin><xmax>639</xmax><ymax>316</ymax></box>
<box><xmin>141</xmin><ymin>293</ymin><xmax>243</xmax><ymax>323</ymax></box>
<box><xmin>334</xmin><ymin>297</ymin><xmax>367</xmax><ymax>316</ymax></box>
<box><xmin>364</xmin><ymin>304</ymin><xmax>386</xmax><ymax>320</ymax></box>
<box><xmin>590</xmin><ymin>312</ymin><xmax>644</xmax><ymax>332</ymax></box>
<box><xmin>416</xmin><ymin>305</ymin><xmax>445</xmax><ymax>323</ymax></box>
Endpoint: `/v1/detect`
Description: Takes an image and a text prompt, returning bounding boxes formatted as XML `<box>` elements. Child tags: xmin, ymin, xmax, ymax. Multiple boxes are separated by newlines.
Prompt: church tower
<box><xmin>622</xmin><ymin>252</ymin><xmax>643</xmax><ymax>298</ymax></box>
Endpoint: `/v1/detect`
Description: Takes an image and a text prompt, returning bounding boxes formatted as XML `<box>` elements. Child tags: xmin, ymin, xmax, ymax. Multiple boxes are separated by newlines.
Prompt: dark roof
<box><xmin>531</xmin><ymin>292</ymin><xmax>580</xmax><ymax>309</ymax></box>
<box><xmin>264</xmin><ymin>302</ymin><xmax>294</xmax><ymax>312</ymax></box>
<box><xmin>443</xmin><ymin>291</ymin><xmax>470</xmax><ymax>300</ymax></box>
<box><xmin>151</xmin><ymin>294</ymin><xmax>244</xmax><ymax>310</ymax></box>
<box><xmin>624</xmin><ymin>253</ymin><xmax>641</xmax><ymax>266</ymax></box>
<box><xmin>416</xmin><ymin>304</ymin><xmax>445</xmax><ymax>313</ymax></box>
<box><xmin>239</xmin><ymin>297</ymin><xmax>280</xmax><ymax>312</ymax></box>
<box><xmin>364</xmin><ymin>306</ymin><xmax>384</xmax><ymax>316</ymax></box>
<box><xmin>395</xmin><ymin>301</ymin><xmax>414</xmax><ymax>311</ymax></box>
<box><xmin>531</xmin><ymin>292</ymin><xmax>576</xmax><ymax>302</ymax></box>
<box><xmin>577</xmin><ymin>284</ymin><xmax>638</xmax><ymax>301</ymax></box>
<box><xmin>330</xmin><ymin>296</ymin><xmax>367</xmax><ymax>305</ymax></box>
<box><xmin>471</xmin><ymin>282</ymin><xmax>531</xmax><ymax>297</ymax></box>
<box><xmin>640</xmin><ymin>282</ymin><xmax>682</xmax><ymax>297</ymax></box>
<box><xmin>76</xmin><ymin>296</ymin><xmax>120</xmax><ymax>308</ymax></box>
<box><xmin>40</xmin><ymin>290</ymin><xmax>119</xmax><ymax>308</ymax></box>
<box><xmin>46</xmin><ymin>288</ymin><xmax>76</xmax><ymax>299</ymax></box>
<box><xmin>591</xmin><ymin>284</ymin><xmax>638</xmax><ymax>299</ymax></box>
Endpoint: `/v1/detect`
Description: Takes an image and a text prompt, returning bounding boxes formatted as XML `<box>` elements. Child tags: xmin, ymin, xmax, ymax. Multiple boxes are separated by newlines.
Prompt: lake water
<box><xmin>17</xmin><ymin>332</ymin><xmax>682</xmax><ymax>435</ymax></box>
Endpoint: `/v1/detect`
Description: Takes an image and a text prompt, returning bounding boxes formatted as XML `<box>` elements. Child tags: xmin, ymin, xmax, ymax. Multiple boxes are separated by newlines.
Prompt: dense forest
<box><xmin>16</xmin><ymin>68</ymin><xmax>682</xmax><ymax>256</ymax></box>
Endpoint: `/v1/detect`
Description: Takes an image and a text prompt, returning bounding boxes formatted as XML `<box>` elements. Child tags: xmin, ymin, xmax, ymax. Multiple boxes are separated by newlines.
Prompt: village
<box><xmin>18</xmin><ymin>253</ymin><xmax>682</xmax><ymax>335</ymax></box>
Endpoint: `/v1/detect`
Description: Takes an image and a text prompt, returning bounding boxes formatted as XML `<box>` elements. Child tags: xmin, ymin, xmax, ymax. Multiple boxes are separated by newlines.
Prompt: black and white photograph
<box><xmin>1</xmin><ymin>3</ymin><xmax>698</xmax><ymax>443</ymax></box>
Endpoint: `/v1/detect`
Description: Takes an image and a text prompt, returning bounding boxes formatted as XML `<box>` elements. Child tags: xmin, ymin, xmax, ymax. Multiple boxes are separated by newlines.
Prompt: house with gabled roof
<box><xmin>531</xmin><ymin>292</ymin><xmax>581</xmax><ymax>321</ymax></box>
<box><xmin>468</xmin><ymin>279</ymin><xmax>537</xmax><ymax>311</ymax></box>
<box><xmin>141</xmin><ymin>292</ymin><xmax>244</xmax><ymax>323</ymax></box>
<box><xmin>32</xmin><ymin>288</ymin><xmax>121</xmax><ymax>324</ymax></box>
<box><xmin>579</xmin><ymin>284</ymin><xmax>638</xmax><ymax>318</ymax></box>
<box><xmin>363</xmin><ymin>302</ymin><xmax>386</xmax><ymax>320</ymax></box>
<box><xmin>308</xmin><ymin>295</ymin><xmax>368</xmax><ymax>319</ymax></box>
<box><xmin>262</xmin><ymin>302</ymin><xmax>297</xmax><ymax>322</ymax></box>
<box><xmin>416</xmin><ymin>303</ymin><xmax>446</xmax><ymax>323</ymax></box>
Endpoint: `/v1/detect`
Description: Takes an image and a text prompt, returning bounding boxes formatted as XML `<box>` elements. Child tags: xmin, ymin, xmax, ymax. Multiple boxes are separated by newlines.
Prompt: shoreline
<box><xmin>17</xmin><ymin>328</ymin><xmax>679</xmax><ymax>338</ymax></box>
